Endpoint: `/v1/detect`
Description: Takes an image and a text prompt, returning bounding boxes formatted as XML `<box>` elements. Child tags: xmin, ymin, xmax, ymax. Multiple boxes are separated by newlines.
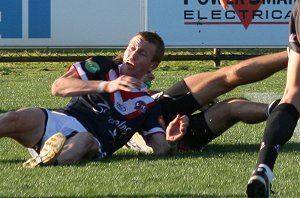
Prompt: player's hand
<box><xmin>166</xmin><ymin>115</ymin><xmax>189</xmax><ymax>145</ymax></box>
<box><xmin>105</xmin><ymin>75</ymin><xmax>146</xmax><ymax>93</ymax></box>
<box><xmin>220</xmin><ymin>0</ymin><xmax>232</xmax><ymax>10</ymax></box>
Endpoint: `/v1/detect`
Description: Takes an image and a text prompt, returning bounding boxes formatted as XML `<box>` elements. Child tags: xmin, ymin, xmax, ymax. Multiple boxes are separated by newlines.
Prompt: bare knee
<box><xmin>0</xmin><ymin>111</ymin><xmax>27</xmax><ymax>137</ymax></box>
<box><xmin>79</xmin><ymin>132</ymin><xmax>100</xmax><ymax>155</ymax></box>
<box><xmin>221</xmin><ymin>98</ymin><xmax>267</xmax><ymax>123</ymax></box>
<box><xmin>225</xmin><ymin>98</ymin><xmax>249</xmax><ymax>109</ymax></box>
<box><xmin>204</xmin><ymin>98</ymin><xmax>250</xmax><ymax>134</ymax></box>
<box><xmin>65</xmin><ymin>132</ymin><xmax>99</xmax><ymax>152</ymax></box>
<box><xmin>221</xmin><ymin>64</ymin><xmax>248</xmax><ymax>87</ymax></box>
<box><xmin>208</xmin><ymin>98</ymin><xmax>250</xmax><ymax>122</ymax></box>
<box><xmin>58</xmin><ymin>132</ymin><xmax>99</xmax><ymax>165</ymax></box>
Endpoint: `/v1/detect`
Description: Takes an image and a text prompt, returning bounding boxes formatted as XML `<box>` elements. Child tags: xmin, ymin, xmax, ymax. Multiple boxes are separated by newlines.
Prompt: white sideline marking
<box><xmin>243</xmin><ymin>92</ymin><xmax>280</xmax><ymax>104</ymax></box>
<box><xmin>244</xmin><ymin>92</ymin><xmax>300</xmax><ymax>143</ymax></box>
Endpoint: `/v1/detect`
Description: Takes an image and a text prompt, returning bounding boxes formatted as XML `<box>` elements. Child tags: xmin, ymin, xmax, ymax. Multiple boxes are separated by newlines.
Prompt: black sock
<box><xmin>256</xmin><ymin>103</ymin><xmax>299</xmax><ymax>170</ymax></box>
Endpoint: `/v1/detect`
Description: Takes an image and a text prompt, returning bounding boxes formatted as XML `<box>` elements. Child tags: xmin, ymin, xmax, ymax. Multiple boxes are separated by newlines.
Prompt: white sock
<box><xmin>258</xmin><ymin>164</ymin><xmax>274</xmax><ymax>183</ymax></box>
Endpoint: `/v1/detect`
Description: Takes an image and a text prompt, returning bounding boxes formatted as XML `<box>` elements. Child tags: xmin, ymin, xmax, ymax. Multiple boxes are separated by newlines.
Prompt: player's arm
<box><xmin>147</xmin><ymin>115</ymin><xmax>189</xmax><ymax>155</ymax></box>
<box><xmin>52</xmin><ymin>66</ymin><xmax>100</xmax><ymax>96</ymax></box>
<box><xmin>52</xmin><ymin>66</ymin><xmax>145</xmax><ymax>97</ymax></box>
<box><xmin>147</xmin><ymin>133</ymin><xmax>174</xmax><ymax>155</ymax></box>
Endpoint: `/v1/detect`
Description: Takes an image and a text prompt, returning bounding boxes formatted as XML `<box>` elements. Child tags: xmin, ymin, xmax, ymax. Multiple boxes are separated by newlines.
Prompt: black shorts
<box><xmin>158</xmin><ymin>80</ymin><xmax>218</xmax><ymax>151</ymax></box>
<box><xmin>289</xmin><ymin>0</ymin><xmax>300</xmax><ymax>53</ymax></box>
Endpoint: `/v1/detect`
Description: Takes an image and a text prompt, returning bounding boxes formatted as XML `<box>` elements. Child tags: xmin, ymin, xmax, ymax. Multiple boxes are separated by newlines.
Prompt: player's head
<box><xmin>135</xmin><ymin>31</ymin><xmax>165</xmax><ymax>65</ymax></box>
<box><xmin>121</xmin><ymin>31</ymin><xmax>165</xmax><ymax>79</ymax></box>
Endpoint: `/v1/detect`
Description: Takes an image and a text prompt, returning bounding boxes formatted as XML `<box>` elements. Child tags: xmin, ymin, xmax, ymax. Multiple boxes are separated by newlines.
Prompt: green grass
<box><xmin>0</xmin><ymin>57</ymin><xmax>299</xmax><ymax>197</ymax></box>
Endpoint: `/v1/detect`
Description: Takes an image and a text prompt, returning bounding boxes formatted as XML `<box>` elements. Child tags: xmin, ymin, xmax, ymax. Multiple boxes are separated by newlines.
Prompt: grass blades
<box><xmin>0</xmin><ymin>57</ymin><xmax>299</xmax><ymax>197</ymax></box>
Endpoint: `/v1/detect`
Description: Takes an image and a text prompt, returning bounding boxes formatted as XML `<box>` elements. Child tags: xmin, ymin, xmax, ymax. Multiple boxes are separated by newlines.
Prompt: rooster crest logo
<box><xmin>134</xmin><ymin>101</ymin><xmax>146</xmax><ymax>112</ymax></box>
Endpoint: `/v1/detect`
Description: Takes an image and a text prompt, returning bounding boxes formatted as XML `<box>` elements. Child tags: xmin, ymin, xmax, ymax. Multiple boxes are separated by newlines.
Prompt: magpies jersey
<box><xmin>289</xmin><ymin>0</ymin><xmax>300</xmax><ymax>53</ymax></box>
<box><xmin>61</xmin><ymin>56</ymin><xmax>165</xmax><ymax>156</ymax></box>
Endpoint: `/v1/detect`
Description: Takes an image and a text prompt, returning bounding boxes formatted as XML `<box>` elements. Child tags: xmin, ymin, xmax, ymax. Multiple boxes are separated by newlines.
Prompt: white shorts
<box><xmin>41</xmin><ymin>109</ymin><xmax>88</xmax><ymax>143</ymax></box>
<box><xmin>28</xmin><ymin>108</ymin><xmax>106</xmax><ymax>159</ymax></box>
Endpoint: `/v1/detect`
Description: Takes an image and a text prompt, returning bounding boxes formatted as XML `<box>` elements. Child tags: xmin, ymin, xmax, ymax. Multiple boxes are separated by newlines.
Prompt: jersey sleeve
<box><xmin>141</xmin><ymin>103</ymin><xmax>166</xmax><ymax>138</ymax></box>
<box><xmin>69</xmin><ymin>56</ymin><xmax>114</xmax><ymax>80</ymax></box>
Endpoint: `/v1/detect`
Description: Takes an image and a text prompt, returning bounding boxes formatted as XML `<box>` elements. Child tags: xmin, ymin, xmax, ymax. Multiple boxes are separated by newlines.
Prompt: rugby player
<box><xmin>246</xmin><ymin>1</ymin><xmax>300</xmax><ymax>197</ymax></box>
<box><xmin>0</xmin><ymin>31</ymin><xmax>188</xmax><ymax>168</ymax></box>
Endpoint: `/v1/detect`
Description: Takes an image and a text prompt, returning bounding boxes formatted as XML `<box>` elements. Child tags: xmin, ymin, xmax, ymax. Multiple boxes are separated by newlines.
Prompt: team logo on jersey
<box><xmin>85</xmin><ymin>60</ymin><xmax>100</xmax><ymax>73</ymax></box>
<box><xmin>134</xmin><ymin>101</ymin><xmax>146</xmax><ymax>113</ymax></box>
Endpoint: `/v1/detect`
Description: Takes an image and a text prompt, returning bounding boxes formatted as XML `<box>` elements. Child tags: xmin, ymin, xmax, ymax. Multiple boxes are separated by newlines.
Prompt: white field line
<box><xmin>244</xmin><ymin>92</ymin><xmax>300</xmax><ymax>143</ymax></box>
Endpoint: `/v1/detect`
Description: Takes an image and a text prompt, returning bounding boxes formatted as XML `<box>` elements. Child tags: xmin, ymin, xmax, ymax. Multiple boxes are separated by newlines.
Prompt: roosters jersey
<box><xmin>61</xmin><ymin>56</ymin><xmax>165</xmax><ymax>156</ymax></box>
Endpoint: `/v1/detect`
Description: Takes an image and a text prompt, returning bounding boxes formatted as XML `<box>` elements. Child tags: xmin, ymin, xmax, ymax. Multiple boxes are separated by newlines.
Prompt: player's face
<box><xmin>122</xmin><ymin>35</ymin><xmax>157</xmax><ymax>79</ymax></box>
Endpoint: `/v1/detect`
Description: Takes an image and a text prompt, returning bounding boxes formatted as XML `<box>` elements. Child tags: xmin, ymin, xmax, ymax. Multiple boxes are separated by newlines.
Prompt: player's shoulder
<box><xmin>82</xmin><ymin>56</ymin><xmax>116</xmax><ymax>73</ymax></box>
<box><xmin>88</xmin><ymin>56</ymin><xmax>115</xmax><ymax>67</ymax></box>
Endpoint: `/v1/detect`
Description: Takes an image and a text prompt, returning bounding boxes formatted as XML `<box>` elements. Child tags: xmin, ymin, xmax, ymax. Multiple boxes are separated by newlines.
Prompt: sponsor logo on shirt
<box><xmin>107</xmin><ymin>116</ymin><xmax>132</xmax><ymax>135</ymax></box>
<box><xmin>116</xmin><ymin>102</ymin><xmax>127</xmax><ymax>112</ymax></box>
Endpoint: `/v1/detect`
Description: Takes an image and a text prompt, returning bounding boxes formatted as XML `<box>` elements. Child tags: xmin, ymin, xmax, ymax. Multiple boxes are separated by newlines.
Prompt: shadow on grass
<box><xmin>94</xmin><ymin>142</ymin><xmax>300</xmax><ymax>164</ymax></box>
<box><xmin>10</xmin><ymin>194</ymin><xmax>243</xmax><ymax>198</ymax></box>
<box><xmin>0</xmin><ymin>159</ymin><xmax>23</xmax><ymax>164</ymax></box>
<box><xmin>203</xmin><ymin>142</ymin><xmax>300</xmax><ymax>155</ymax></box>
<box><xmin>0</xmin><ymin>142</ymin><xmax>299</xmax><ymax>166</ymax></box>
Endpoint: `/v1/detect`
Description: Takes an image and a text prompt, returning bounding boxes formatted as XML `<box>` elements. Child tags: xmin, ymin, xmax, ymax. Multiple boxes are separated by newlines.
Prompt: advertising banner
<box><xmin>147</xmin><ymin>0</ymin><xmax>294</xmax><ymax>48</ymax></box>
<box><xmin>0</xmin><ymin>0</ymin><xmax>144</xmax><ymax>47</ymax></box>
<box><xmin>0</xmin><ymin>0</ymin><xmax>295</xmax><ymax>48</ymax></box>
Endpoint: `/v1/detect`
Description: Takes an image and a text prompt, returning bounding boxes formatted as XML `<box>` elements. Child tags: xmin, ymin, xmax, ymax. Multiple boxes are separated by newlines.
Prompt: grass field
<box><xmin>0</xmin><ymin>55</ymin><xmax>299</xmax><ymax>197</ymax></box>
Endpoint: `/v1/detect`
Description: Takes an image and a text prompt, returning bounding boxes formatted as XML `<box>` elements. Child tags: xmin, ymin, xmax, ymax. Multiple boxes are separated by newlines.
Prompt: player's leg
<box><xmin>22</xmin><ymin>109</ymin><xmax>101</xmax><ymax>167</ymax></box>
<box><xmin>57</xmin><ymin>132</ymin><xmax>100</xmax><ymax>165</ymax></box>
<box><xmin>177</xmin><ymin>98</ymin><xmax>268</xmax><ymax>151</ymax></box>
<box><xmin>0</xmin><ymin>108</ymin><xmax>68</xmax><ymax>168</ymax></box>
<box><xmin>24</xmin><ymin>131</ymin><xmax>100</xmax><ymax>167</ymax></box>
<box><xmin>160</xmin><ymin>80</ymin><xmax>205</xmax><ymax>124</ymax></box>
<box><xmin>203</xmin><ymin>98</ymin><xmax>268</xmax><ymax>135</ymax></box>
<box><xmin>0</xmin><ymin>108</ymin><xmax>46</xmax><ymax>148</ymax></box>
<box><xmin>184</xmin><ymin>51</ymin><xmax>288</xmax><ymax>106</ymax></box>
<box><xmin>23</xmin><ymin>132</ymin><xmax>66</xmax><ymax>168</ymax></box>
<box><xmin>247</xmin><ymin>53</ymin><xmax>300</xmax><ymax>198</ymax></box>
<box><xmin>247</xmin><ymin>3</ymin><xmax>300</xmax><ymax>196</ymax></box>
